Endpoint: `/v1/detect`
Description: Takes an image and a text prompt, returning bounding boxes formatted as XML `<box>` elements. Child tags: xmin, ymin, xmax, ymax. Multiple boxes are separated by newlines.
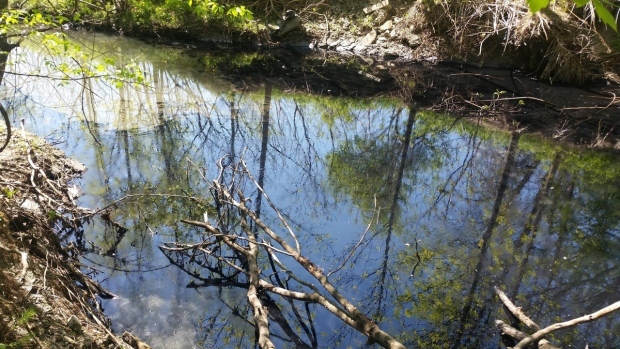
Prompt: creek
<box><xmin>2</xmin><ymin>32</ymin><xmax>620</xmax><ymax>348</ymax></box>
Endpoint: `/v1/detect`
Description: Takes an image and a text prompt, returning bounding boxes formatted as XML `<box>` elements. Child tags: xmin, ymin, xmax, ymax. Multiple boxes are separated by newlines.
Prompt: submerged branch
<box><xmin>241</xmin><ymin>213</ymin><xmax>276</xmax><ymax>349</ymax></box>
<box><xmin>512</xmin><ymin>300</ymin><xmax>620</xmax><ymax>349</ymax></box>
<box><xmin>172</xmin><ymin>158</ymin><xmax>406</xmax><ymax>349</ymax></box>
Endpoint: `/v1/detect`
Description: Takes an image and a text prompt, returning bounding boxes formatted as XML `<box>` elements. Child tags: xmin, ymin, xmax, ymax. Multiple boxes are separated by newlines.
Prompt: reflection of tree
<box><xmin>255</xmin><ymin>81</ymin><xmax>272</xmax><ymax>219</ymax></box>
<box><xmin>323</xmin><ymin>107</ymin><xmax>477</xmax><ymax>347</ymax></box>
<box><xmin>326</xmin><ymin>106</ymin><xmax>411</xmax><ymax>210</ymax></box>
<box><xmin>450</xmin><ymin>131</ymin><xmax>520</xmax><ymax>349</ymax></box>
<box><xmin>0</xmin><ymin>36</ymin><xmax>17</xmax><ymax>152</ymax></box>
<box><xmin>373</xmin><ymin>106</ymin><xmax>416</xmax><ymax>320</ymax></box>
<box><xmin>508</xmin><ymin>152</ymin><xmax>559</xmax><ymax>299</ymax></box>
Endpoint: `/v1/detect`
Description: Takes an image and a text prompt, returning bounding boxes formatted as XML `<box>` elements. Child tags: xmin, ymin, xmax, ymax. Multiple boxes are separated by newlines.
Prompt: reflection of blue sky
<box><xmin>3</xmin><ymin>33</ymin><xmax>620</xmax><ymax>348</ymax></box>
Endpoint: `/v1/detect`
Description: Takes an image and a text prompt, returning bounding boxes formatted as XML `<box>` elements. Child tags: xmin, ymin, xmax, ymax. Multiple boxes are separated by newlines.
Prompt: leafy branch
<box><xmin>527</xmin><ymin>0</ymin><xmax>618</xmax><ymax>31</ymax></box>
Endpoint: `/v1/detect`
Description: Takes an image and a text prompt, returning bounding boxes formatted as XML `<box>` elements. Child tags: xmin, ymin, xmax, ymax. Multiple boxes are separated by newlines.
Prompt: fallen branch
<box><xmin>495</xmin><ymin>321</ymin><xmax>558</xmax><ymax>349</ymax></box>
<box><xmin>122</xmin><ymin>331</ymin><xmax>152</xmax><ymax>349</ymax></box>
<box><xmin>512</xmin><ymin>300</ymin><xmax>620</xmax><ymax>349</ymax></box>
<box><xmin>494</xmin><ymin>286</ymin><xmax>540</xmax><ymax>331</ymax></box>
<box><xmin>241</xmin><ymin>212</ymin><xmax>276</xmax><ymax>349</ymax></box>
<box><xmin>214</xmin><ymin>179</ymin><xmax>406</xmax><ymax>349</ymax></box>
<box><xmin>171</xmin><ymin>158</ymin><xmax>406</xmax><ymax>349</ymax></box>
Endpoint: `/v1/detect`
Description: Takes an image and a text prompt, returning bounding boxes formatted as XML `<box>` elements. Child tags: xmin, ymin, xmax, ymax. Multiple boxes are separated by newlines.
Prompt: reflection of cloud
<box><xmin>107</xmin><ymin>290</ymin><xmax>199</xmax><ymax>348</ymax></box>
<box><xmin>103</xmin><ymin>275</ymin><xmax>250</xmax><ymax>349</ymax></box>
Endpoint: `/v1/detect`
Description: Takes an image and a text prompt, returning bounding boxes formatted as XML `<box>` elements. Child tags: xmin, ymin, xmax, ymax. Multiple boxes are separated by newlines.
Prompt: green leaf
<box><xmin>527</xmin><ymin>0</ymin><xmax>550</xmax><ymax>13</ymax></box>
<box><xmin>573</xmin><ymin>0</ymin><xmax>590</xmax><ymax>6</ymax></box>
<box><xmin>47</xmin><ymin>210</ymin><xmax>57</xmax><ymax>220</ymax></box>
<box><xmin>592</xmin><ymin>0</ymin><xmax>618</xmax><ymax>31</ymax></box>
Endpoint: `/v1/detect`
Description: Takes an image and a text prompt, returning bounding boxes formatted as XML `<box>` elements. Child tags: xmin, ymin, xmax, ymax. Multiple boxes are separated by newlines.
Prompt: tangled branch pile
<box><xmin>161</xmin><ymin>158</ymin><xmax>406</xmax><ymax>349</ymax></box>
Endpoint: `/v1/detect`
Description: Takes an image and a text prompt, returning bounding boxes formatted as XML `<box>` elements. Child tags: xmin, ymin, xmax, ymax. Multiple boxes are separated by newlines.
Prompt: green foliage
<box><xmin>0</xmin><ymin>9</ymin><xmax>56</xmax><ymax>36</ymax></box>
<box><xmin>0</xmin><ymin>308</ymin><xmax>36</xmax><ymax>348</ymax></box>
<box><xmin>47</xmin><ymin>209</ymin><xmax>57</xmax><ymax>220</ymax></box>
<box><xmin>1</xmin><ymin>187</ymin><xmax>15</xmax><ymax>199</ymax></box>
<box><xmin>527</xmin><ymin>0</ymin><xmax>550</xmax><ymax>13</ymax></box>
<box><xmin>111</xmin><ymin>0</ymin><xmax>253</xmax><ymax>30</ymax></box>
<box><xmin>528</xmin><ymin>0</ymin><xmax>618</xmax><ymax>31</ymax></box>
<box><xmin>226</xmin><ymin>5</ymin><xmax>253</xmax><ymax>21</ymax></box>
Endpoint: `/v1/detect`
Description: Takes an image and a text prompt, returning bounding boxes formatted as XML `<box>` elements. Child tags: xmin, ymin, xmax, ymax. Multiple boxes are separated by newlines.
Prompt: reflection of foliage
<box><xmin>325</xmin><ymin>110</ymin><xmax>457</xmax><ymax>213</ymax></box>
<box><xmin>327</xmin><ymin>136</ymin><xmax>409</xmax><ymax>209</ymax></box>
<box><xmin>323</xmin><ymin>108</ymin><xmax>620</xmax><ymax>348</ymax></box>
<box><xmin>202</xmin><ymin>51</ymin><xmax>260</xmax><ymax>73</ymax></box>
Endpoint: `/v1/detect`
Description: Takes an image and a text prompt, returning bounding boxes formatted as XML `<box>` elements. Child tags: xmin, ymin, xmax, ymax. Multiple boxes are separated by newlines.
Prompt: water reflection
<box><xmin>1</xmin><ymin>32</ymin><xmax>619</xmax><ymax>348</ymax></box>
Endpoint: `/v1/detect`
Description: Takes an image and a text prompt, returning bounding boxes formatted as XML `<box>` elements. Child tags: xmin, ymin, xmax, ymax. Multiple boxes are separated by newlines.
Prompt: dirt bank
<box><xmin>0</xmin><ymin>129</ymin><xmax>148</xmax><ymax>348</ymax></box>
<box><xmin>115</xmin><ymin>0</ymin><xmax>620</xmax><ymax>148</ymax></box>
<box><xmin>111</xmin><ymin>0</ymin><xmax>619</xmax><ymax>85</ymax></box>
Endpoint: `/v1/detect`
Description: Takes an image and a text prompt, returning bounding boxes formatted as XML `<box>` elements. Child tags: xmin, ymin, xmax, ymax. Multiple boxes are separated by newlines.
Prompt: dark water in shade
<box><xmin>2</xmin><ymin>32</ymin><xmax>620</xmax><ymax>348</ymax></box>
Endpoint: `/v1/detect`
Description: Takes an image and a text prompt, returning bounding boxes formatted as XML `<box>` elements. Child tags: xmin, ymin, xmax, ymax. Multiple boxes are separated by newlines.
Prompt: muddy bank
<box><xmin>0</xmin><ymin>129</ymin><xmax>148</xmax><ymax>348</ymax></box>
<box><xmin>190</xmin><ymin>46</ymin><xmax>619</xmax><ymax>148</ymax></box>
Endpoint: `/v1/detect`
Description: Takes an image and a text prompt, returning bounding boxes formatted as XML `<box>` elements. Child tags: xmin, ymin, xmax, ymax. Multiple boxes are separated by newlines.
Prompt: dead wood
<box><xmin>495</xmin><ymin>320</ymin><xmax>558</xmax><ymax>349</ymax></box>
<box><xmin>122</xmin><ymin>331</ymin><xmax>152</xmax><ymax>349</ymax></box>
<box><xmin>494</xmin><ymin>286</ymin><xmax>541</xmax><ymax>331</ymax></box>
<box><xmin>512</xmin><ymin>299</ymin><xmax>620</xmax><ymax>349</ymax></box>
<box><xmin>494</xmin><ymin>286</ymin><xmax>620</xmax><ymax>349</ymax></box>
<box><xmin>174</xmin><ymin>158</ymin><xmax>406</xmax><ymax>349</ymax></box>
<box><xmin>0</xmin><ymin>127</ymin><xmax>136</xmax><ymax>348</ymax></box>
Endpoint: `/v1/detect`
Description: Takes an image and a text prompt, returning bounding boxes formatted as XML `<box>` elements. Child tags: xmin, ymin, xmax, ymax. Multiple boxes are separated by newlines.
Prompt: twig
<box><xmin>328</xmin><ymin>195</ymin><xmax>378</xmax><ymax>278</ymax></box>
<box><xmin>0</xmin><ymin>103</ymin><xmax>11</xmax><ymax>153</ymax></box>
<box><xmin>179</xmin><ymin>220</ymin><xmax>295</xmax><ymax>257</ymax></box>
<box><xmin>82</xmin><ymin>193</ymin><xmax>202</xmax><ymax>218</ymax></box>
<box><xmin>560</xmin><ymin>93</ymin><xmax>618</xmax><ymax>110</ymax></box>
<box><xmin>475</xmin><ymin>96</ymin><xmax>556</xmax><ymax>107</ymax></box>
<box><xmin>43</xmin><ymin>251</ymin><xmax>49</xmax><ymax>290</ymax></box>
<box><xmin>214</xmin><ymin>179</ymin><xmax>406</xmax><ymax>349</ymax></box>
<box><xmin>496</xmin><ymin>320</ymin><xmax>559</xmax><ymax>349</ymax></box>
<box><xmin>241</xmin><ymin>159</ymin><xmax>301</xmax><ymax>253</ymax></box>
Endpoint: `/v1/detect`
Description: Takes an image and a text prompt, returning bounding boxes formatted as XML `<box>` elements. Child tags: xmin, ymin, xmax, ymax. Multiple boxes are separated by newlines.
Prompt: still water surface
<box><xmin>2</xmin><ymin>32</ymin><xmax>620</xmax><ymax>348</ymax></box>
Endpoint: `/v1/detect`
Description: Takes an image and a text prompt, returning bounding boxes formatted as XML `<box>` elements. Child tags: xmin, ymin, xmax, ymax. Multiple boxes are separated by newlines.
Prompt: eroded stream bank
<box><xmin>0</xmin><ymin>130</ymin><xmax>151</xmax><ymax>348</ymax></box>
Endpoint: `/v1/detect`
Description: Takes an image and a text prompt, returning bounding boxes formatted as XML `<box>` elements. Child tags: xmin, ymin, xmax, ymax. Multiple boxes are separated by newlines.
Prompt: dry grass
<box><xmin>401</xmin><ymin>0</ymin><xmax>617</xmax><ymax>83</ymax></box>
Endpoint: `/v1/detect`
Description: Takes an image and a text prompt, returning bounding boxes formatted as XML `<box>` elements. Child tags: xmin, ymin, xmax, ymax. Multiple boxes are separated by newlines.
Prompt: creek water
<box><xmin>2</xmin><ymin>32</ymin><xmax>620</xmax><ymax>348</ymax></box>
